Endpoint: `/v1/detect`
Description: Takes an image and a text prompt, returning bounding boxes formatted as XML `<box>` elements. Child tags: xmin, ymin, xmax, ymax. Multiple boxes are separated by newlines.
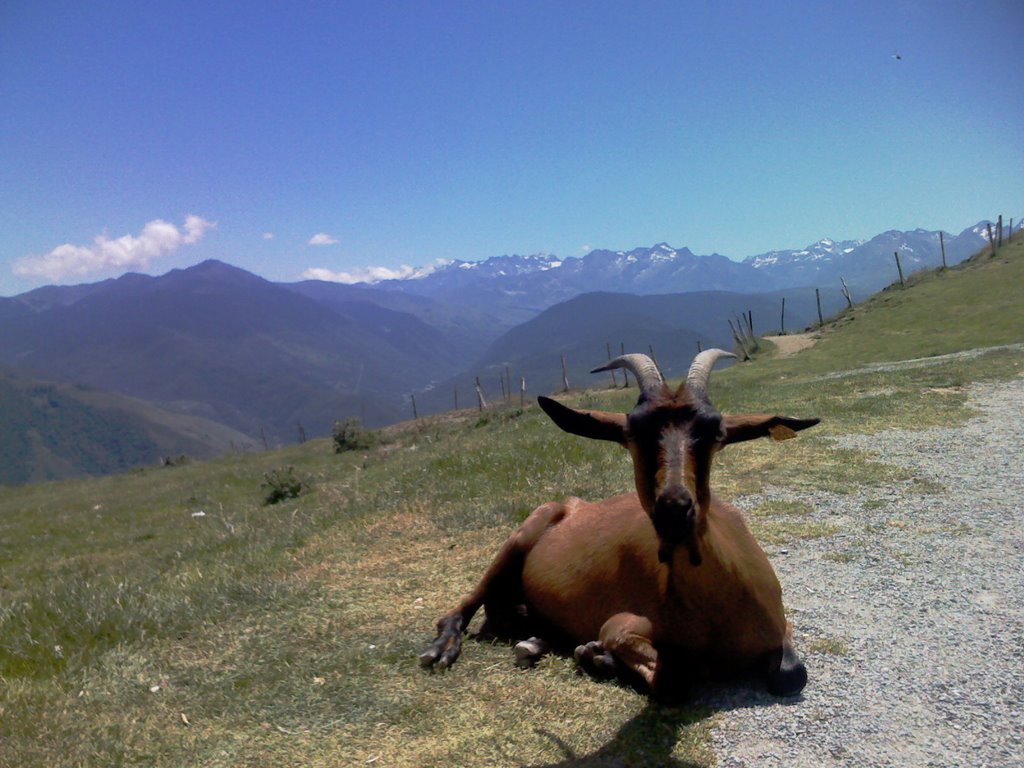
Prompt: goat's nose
<box><xmin>651</xmin><ymin>486</ymin><xmax>696</xmax><ymax>544</ymax></box>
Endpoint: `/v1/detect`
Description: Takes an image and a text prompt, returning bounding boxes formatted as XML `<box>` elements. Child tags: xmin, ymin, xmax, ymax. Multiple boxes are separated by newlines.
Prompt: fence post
<box><xmin>939</xmin><ymin>231</ymin><xmax>947</xmax><ymax>269</ymax></box>
<box><xmin>744</xmin><ymin>310</ymin><xmax>758</xmax><ymax>351</ymax></box>
<box><xmin>620</xmin><ymin>342</ymin><xmax>630</xmax><ymax>387</ymax></box>
<box><xmin>411</xmin><ymin>394</ymin><xmax>418</xmax><ymax>420</ymax></box>
<box><xmin>997</xmin><ymin>214</ymin><xmax>1003</xmax><ymax>246</ymax></box>
<box><xmin>560</xmin><ymin>353</ymin><xmax>570</xmax><ymax>392</ymax></box>
<box><xmin>986</xmin><ymin>223</ymin><xmax>996</xmax><ymax>256</ymax></box>
<box><xmin>475</xmin><ymin>377</ymin><xmax>488</xmax><ymax>410</ymax></box>
<box><xmin>815</xmin><ymin>288</ymin><xmax>824</xmax><ymax>326</ymax></box>
<box><xmin>520</xmin><ymin>376</ymin><xmax>526</xmax><ymax>408</ymax></box>
<box><xmin>728</xmin><ymin>318</ymin><xmax>751</xmax><ymax>360</ymax></box>
<box><xmin>840</xmin><ymin>277</ymin><xmax>853</xmax><ymax>308</ymax></box>
<box><xmin>894</xmin><ymin>251</ymin><xmax>905</xmax><ymax>287</ymax></box>
<box><xmin>780</xmin><ymin>297</ymin><xmax>786</xmax><ymax>334</ymax></box>
<box><xmin>648</xmin><ymin>344</ymin><xmax>663</xmax><ymax>377</ymax></box>
<box><xmin>606</xmin><ymin>342</ymin><xmax>618</xmax><ymax>387</ymax></box>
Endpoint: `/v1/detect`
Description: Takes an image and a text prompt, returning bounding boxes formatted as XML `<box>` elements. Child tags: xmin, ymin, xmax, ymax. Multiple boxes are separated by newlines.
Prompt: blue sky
<box><xmin>1</xmin><ymin>0</ymin><xmax>1021</xmax><ymax>295</ymax></box>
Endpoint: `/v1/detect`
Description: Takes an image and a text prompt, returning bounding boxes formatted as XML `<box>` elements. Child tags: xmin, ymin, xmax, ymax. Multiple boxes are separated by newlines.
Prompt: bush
<box><xmin>261</xmin><ymin>466</ymin><xmax>307</xmax><ymax>505</ymax></box>
<box><xmin>332</xmin><ymin>417</ymin><xmax>378</xmax><ymax>453</ymax></box>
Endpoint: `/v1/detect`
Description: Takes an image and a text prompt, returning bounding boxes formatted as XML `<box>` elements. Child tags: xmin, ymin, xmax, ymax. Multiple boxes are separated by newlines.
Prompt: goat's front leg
<box><xmin>575</xmin><ymin>612</ymin><xmax>658</xmax><ymax>691</ymax></box>
<box><xmin>420</xmin><ymin>502</ymin><xmax>566</xmax><ymax>672</ymax></box>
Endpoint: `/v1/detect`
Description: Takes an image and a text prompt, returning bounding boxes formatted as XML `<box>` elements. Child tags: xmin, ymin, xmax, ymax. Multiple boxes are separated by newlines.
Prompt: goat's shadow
<box><xmin>523</xmin><ymin>675</ymin><xmax>802</xmax><ymax>768</ymax></box>
<box><xmin>528</xmin><ymin>701</ymin><xmax>707</xmax><ymax>768</ymax></box>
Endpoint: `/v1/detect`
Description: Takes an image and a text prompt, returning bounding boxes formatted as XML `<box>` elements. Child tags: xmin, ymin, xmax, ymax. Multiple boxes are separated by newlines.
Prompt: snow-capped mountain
<box><xmin>744</xmin><ymin>237</ymin><xmax>864</xmax><ymax>269</ymax></box>
<box><xmin>362</xmin><ymin>221</ymin><xmax>993</xmax><ymax>327</ymax></box>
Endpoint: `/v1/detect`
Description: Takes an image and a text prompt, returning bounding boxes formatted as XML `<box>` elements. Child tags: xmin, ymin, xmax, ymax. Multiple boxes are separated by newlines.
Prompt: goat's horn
<box><xmin>592</xmin><ymin>354</ymin><xmax>665</xmax><ymax>400</ymax></box>
<box><xmin>685</xmin><ymin>348</ymin><xmax>737</xmax><ymax>400</ymax></box>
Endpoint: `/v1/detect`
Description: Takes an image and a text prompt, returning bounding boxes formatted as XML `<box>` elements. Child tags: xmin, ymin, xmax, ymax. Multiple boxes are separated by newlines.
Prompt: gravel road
<box><xmin>700</xmin><ymin>376</ymin><xmax>1024</xmax><ymax>768</ymax></box>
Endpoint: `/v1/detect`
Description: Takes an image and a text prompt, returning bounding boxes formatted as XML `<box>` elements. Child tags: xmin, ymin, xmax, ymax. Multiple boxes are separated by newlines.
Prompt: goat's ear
<box><xmin>721</xmin><ymin>413</ymin><xmax>820</xmax><ymax>446</ymax></box>
<box><xmin>537</xmin><ymin>396</ymin><xmax>627</xmax><ymax>444</ymax></box>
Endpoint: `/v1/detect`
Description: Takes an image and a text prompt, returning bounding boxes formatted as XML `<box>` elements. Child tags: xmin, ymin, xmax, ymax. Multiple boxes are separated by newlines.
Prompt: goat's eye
<box><xmin>692</xmin><ymin>413</ymin><xmax>723</xmax><ymax>446</ymax></box>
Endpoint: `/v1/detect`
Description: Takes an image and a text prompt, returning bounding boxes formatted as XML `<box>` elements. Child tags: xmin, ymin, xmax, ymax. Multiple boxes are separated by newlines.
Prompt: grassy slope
<box><xmin>1</xmin><ymin>238</ymin><xmax>1022</xmax><ymax>767</ymax></box>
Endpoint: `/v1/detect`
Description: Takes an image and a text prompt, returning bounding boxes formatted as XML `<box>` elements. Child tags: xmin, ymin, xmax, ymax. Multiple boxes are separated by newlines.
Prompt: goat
<box><xmin>420</xmin><ymin>349</ymin><xmax>819</xmax><ymax>698</ymax></box>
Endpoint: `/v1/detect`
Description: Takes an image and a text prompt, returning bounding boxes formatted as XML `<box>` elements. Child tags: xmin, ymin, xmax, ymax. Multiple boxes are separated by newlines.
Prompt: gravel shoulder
<box><xmin>698</xmin><ymin>376</ymin><xmax>1024</xmax><ymax>767</ymax></box>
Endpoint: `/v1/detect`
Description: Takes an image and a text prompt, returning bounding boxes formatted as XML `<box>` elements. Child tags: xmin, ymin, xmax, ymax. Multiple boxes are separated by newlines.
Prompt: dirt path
<box><xmin>698</xmin><ymin>376</ymin><xmax>1024</xmax><ymax>767</ymax></box>
<box><xmin>762</xmin><ymin>333</ymin><xmax>818</xmax><ymax>357</ymax></box>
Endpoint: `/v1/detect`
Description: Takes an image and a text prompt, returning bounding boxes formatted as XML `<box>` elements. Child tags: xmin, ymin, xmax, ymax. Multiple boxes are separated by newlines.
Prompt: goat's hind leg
<box><xmin>420</xmin><ymin>502</ymin><xmax>565</xmax><ymax>672</ymax></box>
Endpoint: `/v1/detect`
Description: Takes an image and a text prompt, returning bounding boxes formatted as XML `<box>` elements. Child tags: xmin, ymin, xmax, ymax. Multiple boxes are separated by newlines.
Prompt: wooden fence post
<box><xmin>411</xmin><ymin>394</ymin><xmax>419</xmax><ymax>420</ymax></box>
<box><xmin>939</xmin><ymin>231</ymin><xmax>947</xmax><ymax>269</ymax></box>
<box><xmin>815</xmin><ymin>288</ymin><xmax>824</xmax><ymax>326</ymax></box>
<box><xmin>997</xmin><ymin>214</ymin><xmax>1003</xmax><ymax>246</ymax></box>
<box><xmin>648</xmin><ymin>344</ymin><xmax>663</xmax><ymax>378</ymax></box>
<box><xmin>840</xmin><ymin>277</ymin><xmax>853</xmax><ymax>308</ymax></box>
<box><xmin>520</xmin><ymin>376</ymin><xmax>526</xmax><ymax>408</ymax></box>
<box><xmin>620</xmin><ymin>342</ymin><xmax>630</xmax><ymax>387</ymax></box>
<box><xmin>728</xmin><ymin>318</ymin><xmax>751</xmax><ymax>360</ymax></box>
<box><xmin>744</xmin><ymin>310</ymin><xmax>758</xmax><ymax>351</ymax></box>
<box><xmin>475</xmin><ymin>377</ymin><xmax>488</xmax><ymax>410</ymax></box>
<box><xmin>780</xmin><ymin>297</ymin><xmax>786</xmax><ymax>335</ymax></box>
<box><xmin>606</xmin><ymin>342</ymin><xmax>618</xmax><ymax>387</ymax></box>
<box><xmin>894</xmin><ymin>251</ymin><xmax>905</xmax><ymax>287</ymax></box>
<box><xmin>560</xmin><ymin>353</ymin><xmax>570</xmax><ymax>392</ymax></box>
<box><xmin>986</xmin><ymin>223</ymin><xmax>996</xmax><ymax>256</ymax></box>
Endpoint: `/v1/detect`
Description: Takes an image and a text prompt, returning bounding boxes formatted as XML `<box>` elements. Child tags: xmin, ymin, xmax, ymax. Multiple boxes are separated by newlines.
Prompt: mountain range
<box><xmin>361</xmin><ymin>221</ymin><xmax>990</xmax><ymax>326</ymax></box>
<box><xmin>0</xmin><ymin>220</ymin><xmax>995</xmax><ymax>484</ymax></box>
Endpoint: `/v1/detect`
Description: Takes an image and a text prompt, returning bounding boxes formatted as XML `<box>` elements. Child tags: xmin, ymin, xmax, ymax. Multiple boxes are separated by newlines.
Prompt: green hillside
<box><xmin>1</xmin><ymin>237</ymin><xmax>1022</xmax><ymax>767</ymax></box>
<box><xmin>0</xmin><ymin>369</ymin><xmax>258</xmax><ymax>486</ymax></box>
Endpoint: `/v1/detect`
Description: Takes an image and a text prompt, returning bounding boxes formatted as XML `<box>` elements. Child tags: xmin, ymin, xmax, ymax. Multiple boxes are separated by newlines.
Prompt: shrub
<box><xmin>261</xmin><ymin>466</ymin><xmax>307</xmax><ymax>505</ymax></box>
<box><xmin>332</xmin><ymin>417</ymin><xmax>378</xmax><ymax>453</ymax></box>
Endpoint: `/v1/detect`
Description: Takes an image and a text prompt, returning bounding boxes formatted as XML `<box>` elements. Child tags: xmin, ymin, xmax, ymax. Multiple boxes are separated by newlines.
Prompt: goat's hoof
<box><xmin>574</xmin><ymin>641</ymin><xmax>618</xmax><ymax>679</ymax></box>
<box><xmin>767</xmin><ymin>659</ymin><xmax>807</xmax><ymax>696</ymax></box>
<box><xmin>766</xmin><ymin>640</ymin><xmax>808</xmax><ymax>696</ymax></box>
<box><xmin>514</xmin><ymin>636</ymin><xmax>550</xmax><ymax>668</ymax></box>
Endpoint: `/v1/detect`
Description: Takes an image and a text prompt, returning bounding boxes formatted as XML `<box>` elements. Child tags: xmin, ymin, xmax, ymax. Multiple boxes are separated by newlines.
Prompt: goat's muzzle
<box><xmin>651</xmin><ymin>485</ymin><xmax>701</xmax><ymax>566</ymax></box>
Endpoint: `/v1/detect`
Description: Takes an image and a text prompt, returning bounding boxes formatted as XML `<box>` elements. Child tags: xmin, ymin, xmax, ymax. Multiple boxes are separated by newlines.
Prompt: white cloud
<box><xmin>302</xmin><ymin>261</ymin><xmax>443</xmax><ymax>284</ymax></box>
<box><xmin>14</xmin><ymin>215</ymin><xmax>216</xmax><ymax>282</ymax></box>
<box><xmin>182</xmin><ymin>214</ymin><xmax>214</xmax><ymax>244</ymax></box>
<box><xmin>308</xmin><ymin>233</ymin><xmax>339</xmax><ymax>246</ymax></box>
<box><xmin>262</xmin><ymin>232</ymin><xmax>275</xmax><ymax>240</ymax></box>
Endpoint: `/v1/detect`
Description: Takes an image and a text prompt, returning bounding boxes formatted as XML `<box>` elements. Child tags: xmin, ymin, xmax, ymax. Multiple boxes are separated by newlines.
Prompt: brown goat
<box><xmin>420</xmin><ymin>349</ymin><xmax>818</xmax><ymax>698</ymax></box>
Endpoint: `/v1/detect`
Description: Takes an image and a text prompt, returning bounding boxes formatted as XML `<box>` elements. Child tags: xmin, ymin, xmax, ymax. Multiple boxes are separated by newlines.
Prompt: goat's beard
<box><xmin>657</xmin><ymin>536</ymin><xmax>702</xmax><ymax>567</ymax></box>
